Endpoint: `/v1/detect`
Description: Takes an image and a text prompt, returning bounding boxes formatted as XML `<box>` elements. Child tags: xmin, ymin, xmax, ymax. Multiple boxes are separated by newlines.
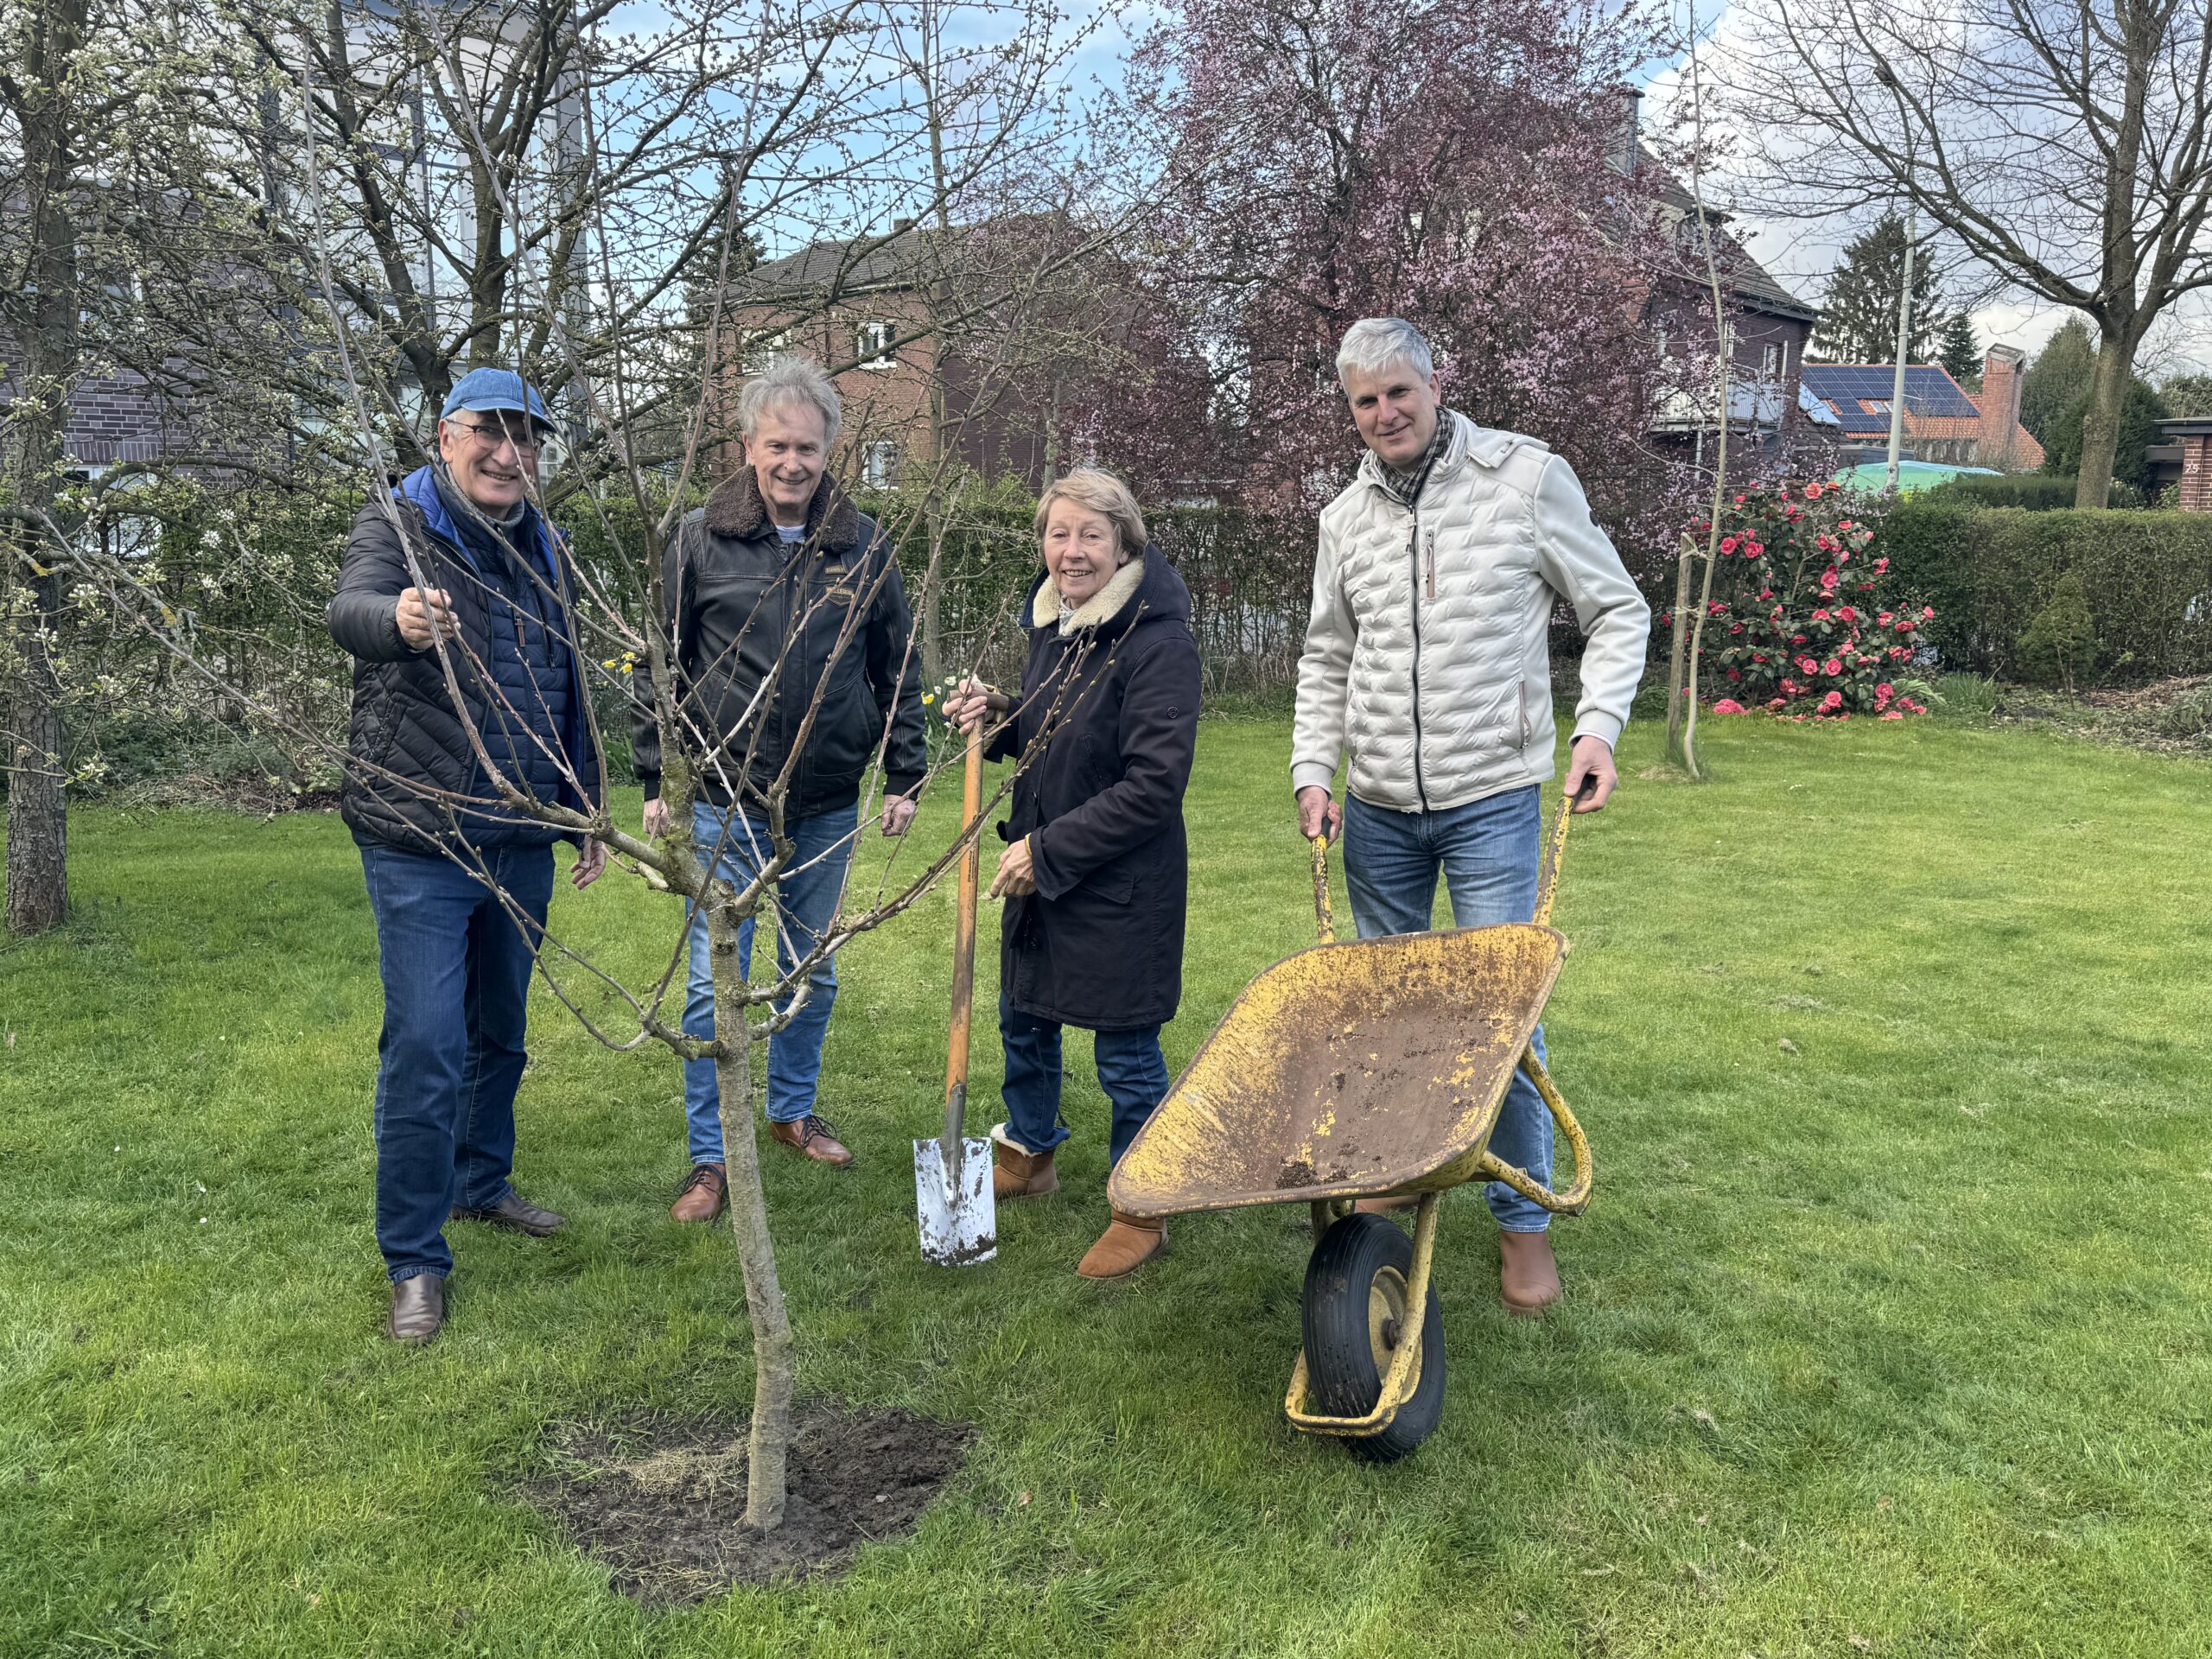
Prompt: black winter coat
<box><xmin>631</xmin><ymin>467</ymin><xmax>926</xmax><ymax>817</ymax></box>
<box><xmin>327</xmin><ymin>467</ymin><xmax>601</xmax><ymax>854</ymax></box>
<box><xmin>989</xmin><ymin>547</ymin><xmax>1202</xmax><ymax>1029</ymax></box>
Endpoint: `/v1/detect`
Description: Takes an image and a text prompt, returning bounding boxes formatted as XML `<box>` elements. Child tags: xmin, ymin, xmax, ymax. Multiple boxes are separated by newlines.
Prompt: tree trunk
<box><xmin>3</xmin><ymin>0</ymin><xmax>86</xmax><ymax>936</ymax></box>
<box><xmin>708</xmin><ymin>901</ymin><xmax>795</xmax><ymax>1531</ymax></box>
<box><xmin>2074</xmin><ymin>330</ymin><xmax>2133</xmax><ymax>509</ymax></box>
<box><xmin>1662</xmin><ymin>535</ymin><xmax>1696</xmax><ymax>769</ymax></box>
<box><xmin>920</xmin><ymin>507</ymin><xmax>944</xmax><ymax>689</ymax></box>
<box><xmin>5</xmin><ymin>563</ymin><xmax>68</xmax><ymax>936</ymax></box>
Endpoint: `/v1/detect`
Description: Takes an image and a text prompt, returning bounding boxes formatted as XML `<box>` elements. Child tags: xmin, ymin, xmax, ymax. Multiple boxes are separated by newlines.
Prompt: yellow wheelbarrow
<box><xmin>1107</xmin><ymin>785</ymin><xmax>1594</xmax><ymax>1462</ymax></box>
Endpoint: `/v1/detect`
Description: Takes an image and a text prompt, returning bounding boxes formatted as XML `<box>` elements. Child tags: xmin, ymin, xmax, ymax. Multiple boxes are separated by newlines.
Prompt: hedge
<box><xmin>1878</xmin><ymin>501</ymin><xmax>2212</xmax><ymax>683</ymax></box>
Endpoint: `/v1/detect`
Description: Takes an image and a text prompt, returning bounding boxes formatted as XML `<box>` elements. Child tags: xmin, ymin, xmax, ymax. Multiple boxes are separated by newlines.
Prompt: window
<box><xmin>743</xmin><ymin>327</ymin><xmax>791</xmax><ymax>373</ymax></box>
<box><xmin>862</xmin><ymin>440</ymin><xmax>899</xmax><ymax>488</ymax></box>
<box><xmin>1760</xmin><ymin>341</ymin><xmax>1784</xmax><ymax>378</ymax></box>
<box><xmin>856</xmin><ymin>321</ymin><xmax>896</xmax><ymax>369</ymax></box>
<box><xmin>1861</xmin><ymin>399</ymin><xmax>1891</xmax><ymax>416</ymax></box>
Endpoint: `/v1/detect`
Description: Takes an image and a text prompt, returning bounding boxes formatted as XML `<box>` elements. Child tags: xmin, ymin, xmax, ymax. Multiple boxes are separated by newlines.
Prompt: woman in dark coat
<box><xmin>947</xmin><ymin>469</ymin><xmax>1202</xmax><ymax>1279</ymax></box>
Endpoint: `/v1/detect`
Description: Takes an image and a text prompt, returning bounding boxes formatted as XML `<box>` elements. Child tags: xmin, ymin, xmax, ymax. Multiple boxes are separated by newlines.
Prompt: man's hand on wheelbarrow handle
<box><xmin>1296</xmin><ymin>785</ymin><xmax>1344</xmax><ymax>843</ymax></box>
<box><xmin>1562</xmin><ymin>735</ymin><xmax>1616</xmax><ymax>813</ymax></box>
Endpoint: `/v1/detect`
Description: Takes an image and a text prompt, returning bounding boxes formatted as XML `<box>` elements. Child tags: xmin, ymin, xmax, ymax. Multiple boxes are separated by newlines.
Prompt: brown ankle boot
<box><xmin>1353</xmin><ymin>1194</ymin><xmax>1417</xmax><ymax>1217</ymax></box>
<box><xmin>1076</xmin><ymin>1209</ymin><xmax>1165</xmax><ymax>1280</ymax></box>
<box><xmin>1498</xmin><ymin>1229</ymin><xmax>1561</xmax><ymax>1317</ymax></box>
<box><xmin>990</xmin><ymin>1126</ymin><xmax>1060</xmax><ymax>1201</ymax></box>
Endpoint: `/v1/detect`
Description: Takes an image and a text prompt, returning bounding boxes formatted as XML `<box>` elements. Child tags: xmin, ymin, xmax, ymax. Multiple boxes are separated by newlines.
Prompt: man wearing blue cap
<box><xmin>327</xmin><ymin>368</ymin><xmax>606</xmax><ymax>1345</ymax></box>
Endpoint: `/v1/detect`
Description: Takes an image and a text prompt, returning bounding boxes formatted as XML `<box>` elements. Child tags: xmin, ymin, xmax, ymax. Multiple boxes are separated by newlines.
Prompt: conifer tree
<box><xmin>1806</xmin><ymin>213</ymin><xmax>1942</xmax><ymax>364</ymax></box>
<box><xmin>1937</xmin><ymin>312</ymin><xmax>1980</xmax><ymax>387</ymax></box>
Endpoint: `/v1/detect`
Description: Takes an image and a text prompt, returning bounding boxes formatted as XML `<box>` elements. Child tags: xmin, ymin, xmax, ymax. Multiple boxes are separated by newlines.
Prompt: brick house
<box><xmin>2148</xmin><ymin>416</ymin><xmax>2212</xmax><ymax>510</ymax></box>
<box><xmin>719</xmin><ymin>219</ymin><xmax>1087</xmax><ymax>490</ymax></box>
<box><xmin>1634</xmin><ymin>188</ymin><xmax>1821</xmax><ymax>463</ymax></box>
<box><xmin>1798</xmin><ymin>348</ymin><xmax>2044</xmax><ymax>471</ymax></box>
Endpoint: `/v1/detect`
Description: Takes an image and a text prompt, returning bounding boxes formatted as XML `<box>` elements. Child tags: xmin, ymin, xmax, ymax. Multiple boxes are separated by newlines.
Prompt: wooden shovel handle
<box><xmin>942</xmin><ymin>737</ymin><xmax>985</xmax><ymax>1134</ymax></box>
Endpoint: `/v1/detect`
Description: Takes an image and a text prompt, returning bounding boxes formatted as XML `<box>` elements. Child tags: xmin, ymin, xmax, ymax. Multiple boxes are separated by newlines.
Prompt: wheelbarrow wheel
<box><xmin>1300</xmin><ymin>1213</ymin><xmax>1446</xmax><ymax>1463</ymax></box>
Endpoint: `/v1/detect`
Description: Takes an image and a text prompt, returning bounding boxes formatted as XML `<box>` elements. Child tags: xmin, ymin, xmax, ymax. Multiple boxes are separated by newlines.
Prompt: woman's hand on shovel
<box><xmin>989</xmin><ymin>834</ymin><xmax>1038</xmax><ymax>899</ymax></box>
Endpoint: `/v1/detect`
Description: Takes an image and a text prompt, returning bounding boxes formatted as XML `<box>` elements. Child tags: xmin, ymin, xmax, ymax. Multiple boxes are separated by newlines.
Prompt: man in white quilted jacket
<box><xmin>1292</xmin><ymin>317</ymin><xmax>1650</xmax><ymax>1316</ymax></box>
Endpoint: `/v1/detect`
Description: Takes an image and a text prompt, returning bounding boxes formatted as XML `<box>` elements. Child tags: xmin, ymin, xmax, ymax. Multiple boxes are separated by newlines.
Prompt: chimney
<box><xmin>1607</xmin><ymin>85</ymin><xmax>1642</xmax><ymax>178</ymax></box>
<box><xmin>1980</xmin><ymin>343</ymin><xmax>2024</xmax><ymax>469</ymax></box>
<box><xmin>892</xmin><ymin>216</ymin><xmax>917</xmax><ymax>233</ymax></box>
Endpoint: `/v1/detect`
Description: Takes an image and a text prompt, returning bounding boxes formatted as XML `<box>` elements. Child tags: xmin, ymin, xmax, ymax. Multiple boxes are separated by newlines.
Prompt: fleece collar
<box><xmin>1031</xmin><ymin>554</ymin><xmax>1148</xmax><ymax>634</ymax></box>
<box><xmin>702</xmin><ymin>464</ymin><xmax>862</xmax><ymax>551</ymax></box>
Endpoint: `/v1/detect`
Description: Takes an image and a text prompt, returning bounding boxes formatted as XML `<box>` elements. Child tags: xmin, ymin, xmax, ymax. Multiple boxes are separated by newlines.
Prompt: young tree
<box><xmin>1719</xmin><ymin>0</ymin><xmax>2212</xmax><ymax>509</ymax></box>
<box><xmin>1937</xmin><ymin>312</ymin><xmax>1980</xmax><ymax>389</ymax></box>
<box><xmin>1806</xmin><ymin>212</ymin><xmax>1943</xmax><ymax>365</ymax></box>
<box><xmin>2040</xmin><ymin>376</ymin><xmax>2169</xmax><ymax>495</ymax></box>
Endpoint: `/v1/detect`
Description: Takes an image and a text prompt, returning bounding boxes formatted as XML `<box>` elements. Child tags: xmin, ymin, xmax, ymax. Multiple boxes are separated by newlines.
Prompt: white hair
<box><xmin>1335</xmin><ymin>317</ymin><xmax>1434</xmax><ymax>387</ymax></box>
<box><xmin>738</xmin><ymin>353</ymin><xmax>842</xmax><ymax>445</ymax></box>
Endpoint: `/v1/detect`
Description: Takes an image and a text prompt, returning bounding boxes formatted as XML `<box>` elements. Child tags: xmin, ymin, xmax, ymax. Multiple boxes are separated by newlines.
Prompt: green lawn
<box><xmin>3</xmin><ymin>718</ymin><xmax>2209</xmax><ymax>1657</ymax></box>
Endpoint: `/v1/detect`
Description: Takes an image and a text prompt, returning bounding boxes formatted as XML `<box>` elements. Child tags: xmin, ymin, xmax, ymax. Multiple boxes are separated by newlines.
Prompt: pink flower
<box><xmin>1812</xmin><ymin>607</ymin><xmax>1831</xmax><ymax>621</ymax></box>
<box><xmin>1797</xmin><ymin>657</ymin><xmax>1819</xmax><ymax>674</ymax></box>
<box><xmin>1922</xmin><ymin>606</ymin><xmax>1935</xmax><ymax>618</ymax></box>
<box><xmin>1720</xmin><ymin>536</ymin><xmax>1740</xmax><ymax>555</ymax></box>
<box><xmin>1767</xmin><ymin>697</ymin><xmax>1787</xmax><ymax>710</ymax></box>
<box><xmin>1712</xmin><ymin>698</ymin><xmax>1746</xmax><ymax>715</ymax></box>
<box><xmin>1726</xmin><ymin>668</ymin><xmax>1742</xmax><ymax>681</ymax></box>
<box><xmin>1804</xmin><ymin>482</ymin><xmax>1825</xmax><ymax>499</ymax></box>
<box><xmin>1821</xmin><ymin>690</ymin><xmax>1843</xmax><ymax>710</ymax></box>
<box><xmin>1877</xmin><ymin>612</ymin><xmax>1893</xmax><ymax>625</ymax></box>
<box><xmin>1821</xmin><ymin>565</ymin><xmax>1840</xmax><ymax>589</ymax></box>
<box><xmin>1872</xmin><ymin>556</ymin><xmax>1889</xmax><ymax>574</ymax></box>
<box><xmin>1823</xmin><ymin>658</ymin><xmax>1842</xmax><ymax>676</ymax></box>
<box><xmin>1837</xmin><ymin>607</ymin><xmax>1857</xmax><ymax>622</ymax></box>
<box><xmin>1729</xmin><ymin>622</ymin><xmax>1744</xmax><ymax>635</ymax></box>
<box><xmin>1879</xmin><ymin>709</ymin><xmax>1903</xmax><ymax>720</ymax></box>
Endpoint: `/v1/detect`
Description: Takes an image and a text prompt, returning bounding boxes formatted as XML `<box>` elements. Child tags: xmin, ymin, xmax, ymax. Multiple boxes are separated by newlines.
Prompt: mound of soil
<box><xmin>524</xmin><ymin>1406</ymin><xmax>974</xmax><ymax>1601</ymax></box>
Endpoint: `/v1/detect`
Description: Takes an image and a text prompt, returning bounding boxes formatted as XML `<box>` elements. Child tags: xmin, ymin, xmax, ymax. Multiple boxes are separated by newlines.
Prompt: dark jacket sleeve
<box><xmin>1029</xmin><ymin>627</ymin><xmax>1202</xmax><ymax>900</ymax></box>
<box><xmin>867</xmin><ymin>541</ymin><xmax>928</xmax><ymax>798</ymax></box>
<box><xmin>327</xmin><ymin>495</ymin><xmax>419</xmax><ymax>663</ymax></box>
<box><xmin>629</xmin><ymin>520</ymin><xmax>689</xmax><ymax>802</ymax></box>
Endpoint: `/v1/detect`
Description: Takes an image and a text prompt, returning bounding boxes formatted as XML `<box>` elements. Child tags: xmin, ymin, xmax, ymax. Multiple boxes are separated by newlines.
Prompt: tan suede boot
<box><xmin>1076</xmin><ymin>1209</ymin><xmax>1165</xmax><ymax>1280</ymax></box>
<box><xmin>1498</xmin><ymin>1229</ymin><xmax>1561</xmax><ymax>1317</ymax></box>
<box><xmin>990</xmin><ymin>1124</ymin><xmax>1060</xmax><ymax>1202</ymax></box>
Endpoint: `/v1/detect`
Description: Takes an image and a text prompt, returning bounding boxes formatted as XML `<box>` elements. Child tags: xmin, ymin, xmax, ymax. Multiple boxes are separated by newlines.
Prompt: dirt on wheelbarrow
<box><xmin>523</xmin><ymin>1405</ymin><xmax>974</xmax><ymax>1601</ymax></box>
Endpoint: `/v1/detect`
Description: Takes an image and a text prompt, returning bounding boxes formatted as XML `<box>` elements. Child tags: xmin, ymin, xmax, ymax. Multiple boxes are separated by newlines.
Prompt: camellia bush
<box><xmin>1694</xmin><ymin>481</ymin><xmax>1936</xmax><ymax>721</ymax></box>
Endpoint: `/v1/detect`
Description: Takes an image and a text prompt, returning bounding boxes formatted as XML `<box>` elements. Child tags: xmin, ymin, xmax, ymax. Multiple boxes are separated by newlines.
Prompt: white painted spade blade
<box><xmin>914</xmin><ymin>1136</ymin><xmax>996</xmax><ymax>1266</ymax></box>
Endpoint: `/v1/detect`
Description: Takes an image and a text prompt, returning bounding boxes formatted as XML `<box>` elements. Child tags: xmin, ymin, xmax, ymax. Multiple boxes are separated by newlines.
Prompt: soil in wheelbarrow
<box><xmin>523</xmin><ymin>1405</ymin><xmax>975</xmax><ymax>1601</ymax></box>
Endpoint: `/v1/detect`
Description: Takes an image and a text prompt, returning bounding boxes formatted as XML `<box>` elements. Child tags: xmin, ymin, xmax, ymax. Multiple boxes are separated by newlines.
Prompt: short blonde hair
<box><xmin>1033</xmin><ymin>468</ymin><xmax>1147</xmax><ymax>563</ymax></box>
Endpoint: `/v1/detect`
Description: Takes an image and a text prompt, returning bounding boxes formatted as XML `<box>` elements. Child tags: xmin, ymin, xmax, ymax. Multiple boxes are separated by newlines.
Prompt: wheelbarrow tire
<box><xmin>1300</xmin><ymin>1213</ymin><xmax>1446</xmax><ymax>1463</ymax></box>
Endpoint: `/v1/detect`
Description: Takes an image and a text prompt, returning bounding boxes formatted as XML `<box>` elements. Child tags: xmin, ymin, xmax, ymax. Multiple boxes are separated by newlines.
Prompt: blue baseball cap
<box><xmin>441</xmin><ymin>368</ymin><xmax>553</xmax><ymax>429</ymax></box>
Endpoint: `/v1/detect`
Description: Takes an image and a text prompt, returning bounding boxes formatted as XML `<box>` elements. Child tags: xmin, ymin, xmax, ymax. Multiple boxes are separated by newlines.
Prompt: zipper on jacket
<box><xmin>1407</xmin><ymin>507</ymin><xmax>1430</xmax><ymax>812</ymax></box>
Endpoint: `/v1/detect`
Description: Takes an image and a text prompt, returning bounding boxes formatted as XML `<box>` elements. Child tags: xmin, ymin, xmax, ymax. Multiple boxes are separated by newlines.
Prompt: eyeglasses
<box><xmin>447</xmin><ymin>416</ymin><xmax>544</xmax><ymax>458</ymax></box>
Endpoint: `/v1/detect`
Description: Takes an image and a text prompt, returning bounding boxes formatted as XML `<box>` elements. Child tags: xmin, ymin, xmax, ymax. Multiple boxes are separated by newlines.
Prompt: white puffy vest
<box><xmin>1291</xmin><ymin>412</ymin><xmax>1650</xmax><ymax>814</ymax></box>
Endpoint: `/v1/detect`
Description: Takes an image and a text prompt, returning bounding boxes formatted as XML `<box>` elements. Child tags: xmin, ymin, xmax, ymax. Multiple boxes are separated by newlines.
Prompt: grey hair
<box><xmin>1335</xmin><ymin>317</ymin><xmax>1434</xmax><ymax>387</ymax></box>
<box><xmin>738</xmin><ymin>353</ymin><xmax>842</xmax><ymax>445</ymax></box>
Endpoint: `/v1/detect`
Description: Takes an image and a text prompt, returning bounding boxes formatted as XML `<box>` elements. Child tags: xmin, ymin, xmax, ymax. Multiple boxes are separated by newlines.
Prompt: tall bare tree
<box><xmin>1717</xmin><ymin>0</ymin><xmax>2212</xmax><ymax>508</ymax></box>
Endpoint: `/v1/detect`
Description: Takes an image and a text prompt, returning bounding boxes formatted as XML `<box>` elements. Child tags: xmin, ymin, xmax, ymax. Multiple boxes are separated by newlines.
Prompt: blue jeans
<box><xmin>1343</xmin><ymin>786</ymin><xmax>1554</xmax><ymax>1233</ymax></box>
<box><xmin>359</xmin><ymin>840</ymin><xmax>555</xmax><ymax>1283</ymax></box>
<box><xmin>999</xmin><ymin>994</ymin><xmax>1169</xmax><ymax>1166</ymax></box>
<box><xmin>681</xmin><ymin>800</ymin><xmax>857</xmax><ymax>1162</ymax></box>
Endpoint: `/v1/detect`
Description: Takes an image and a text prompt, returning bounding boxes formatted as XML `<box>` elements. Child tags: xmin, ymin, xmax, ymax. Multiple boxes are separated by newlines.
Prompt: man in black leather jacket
<box><xmin>632</xmin><ymin>355</ymin><xmax>925</xmax><ymax>1216</ymax></box>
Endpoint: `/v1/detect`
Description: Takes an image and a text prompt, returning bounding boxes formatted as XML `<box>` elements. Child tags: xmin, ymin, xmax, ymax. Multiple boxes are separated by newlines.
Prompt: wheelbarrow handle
<box><xmin>1476</xmin><ymin>1047</ymin><xmax>1592</xmax><ymax>1215</ymax></box>
<box><xmin>1309</xmin><ymin>834</ymin><xmax>1335</xmax><ymax>945</ymax></box>
<box><xmin>1532</xmin><ymin>777</ymin><xmax>1597</xmax><ymax>931</ymax></box>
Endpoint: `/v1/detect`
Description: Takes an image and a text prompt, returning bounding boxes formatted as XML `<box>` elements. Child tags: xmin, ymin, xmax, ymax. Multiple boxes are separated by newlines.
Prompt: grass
<box><xmin>3</xmin><ymin>716</ymin><xmax>2209</xmax><ymax>1657</ymax></box>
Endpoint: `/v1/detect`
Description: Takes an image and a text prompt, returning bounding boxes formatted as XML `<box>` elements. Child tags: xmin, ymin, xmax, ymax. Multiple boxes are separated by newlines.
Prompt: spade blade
<box><xmin>914</xmin><ymin>1135</ymin><xmax>996</xmax><ymax>1267</ymax></box>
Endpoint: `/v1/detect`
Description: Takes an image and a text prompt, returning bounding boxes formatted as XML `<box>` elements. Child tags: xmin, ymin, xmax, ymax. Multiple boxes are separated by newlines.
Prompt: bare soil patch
<box><xmin>1987</xmin><ymin>673</ymin><xmax>2212</xmax><ymax>756</ymax></box>
<box><xmin>524</xmin><ymin>1406</ymin><xmax>975</xmax><ymax>1601</ymax></box>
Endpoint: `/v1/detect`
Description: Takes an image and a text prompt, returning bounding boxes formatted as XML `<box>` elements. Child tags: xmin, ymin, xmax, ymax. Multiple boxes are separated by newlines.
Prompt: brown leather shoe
<box><xmin>1076</xmin><ymin>1209</ymin><xmax>1166</xmax><ymax>1280</ymax></box>
<box><xmin>671</xmin><ymin>1161</ymin><xmax>727</xmax><ymax>1222</ymax></box>
<box><xmin>768</xmin><ymin>1114</ymin><xmax>854</xmax><ymax>1166</ymax></box>
<box><xmin>387</xmin><ymin>1274</ymin><xmax>444</xmax><ymax>1345</ymax></box>
<box><xmin>1354</xmin><ymin>1194</ymin><xmax>1418</xmax><ymax>1217</ymax></box>
<box><xmin>450</xmin><ymin>1190</ymin><xmax>564</xmax><ymax>1236</ymax></box>
<box><xmin>991</xmin><ymin>1127</ymin><xmax>1059</xmax><ymax>1201</ymax></box>
<box><xmin>1499</xmin><ymin>1229</ymin><xmax>1561</xmax><ymax>1317</ymax></box>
